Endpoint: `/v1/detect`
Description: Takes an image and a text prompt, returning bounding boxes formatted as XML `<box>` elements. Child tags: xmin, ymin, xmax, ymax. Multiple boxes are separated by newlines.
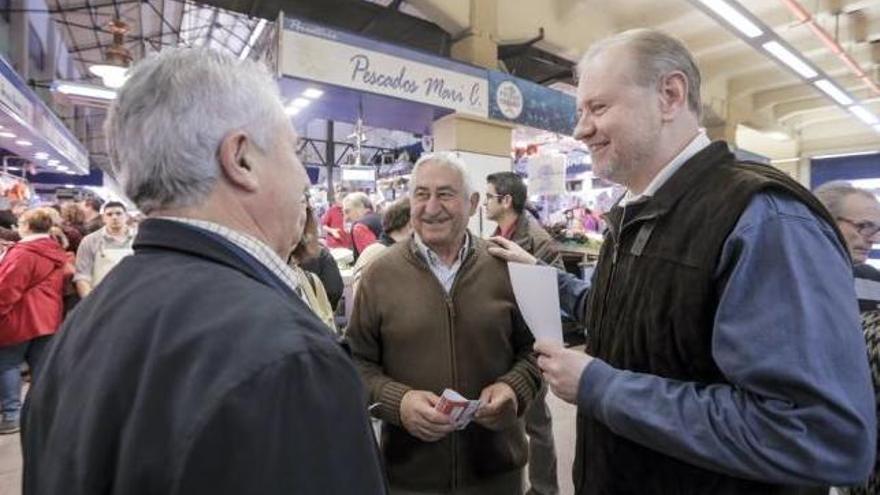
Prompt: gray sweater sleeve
<box><xmin>576</xmin><ymin>192</ymin><xmax>876</xmax><ymax>485</ymax></box>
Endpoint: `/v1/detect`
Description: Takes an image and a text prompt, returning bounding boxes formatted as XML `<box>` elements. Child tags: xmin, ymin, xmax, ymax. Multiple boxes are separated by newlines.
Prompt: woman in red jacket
<box><xmin>0</xmin><ymin>207</ymin><xmax>68</xmax><ymax>434</ymax></box>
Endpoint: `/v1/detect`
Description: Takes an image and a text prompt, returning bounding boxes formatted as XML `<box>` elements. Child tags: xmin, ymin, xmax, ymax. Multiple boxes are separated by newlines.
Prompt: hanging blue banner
<box><xmin>488</xmin><ymin>71</ymin><xmax>576</xmax><ymax>135</ymax></box>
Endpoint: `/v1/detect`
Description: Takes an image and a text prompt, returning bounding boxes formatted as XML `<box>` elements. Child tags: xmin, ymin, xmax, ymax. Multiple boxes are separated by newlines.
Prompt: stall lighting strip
<box><xmin>687</xmin><ymin>0</ymin><xmax>880</xmax><ymax>134</ymax></box>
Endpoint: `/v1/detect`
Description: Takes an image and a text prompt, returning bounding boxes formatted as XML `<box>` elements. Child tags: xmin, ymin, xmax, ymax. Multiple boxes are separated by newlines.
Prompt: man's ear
<box><xmin>658</xmin><ymin>70</ymin><xmax>689</xmax><ymax>122</ymax></box>
<box><xmin>217</xmin><ymin>131</ymin><xmax>260</xmax><ymax>192</ymax></box>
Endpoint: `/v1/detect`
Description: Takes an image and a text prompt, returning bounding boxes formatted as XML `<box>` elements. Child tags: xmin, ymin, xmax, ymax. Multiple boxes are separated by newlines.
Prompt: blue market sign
<box><xmin>488</xmin><ymin>71</ymin><xmax>576</xmax><ymax>135</ymax></box>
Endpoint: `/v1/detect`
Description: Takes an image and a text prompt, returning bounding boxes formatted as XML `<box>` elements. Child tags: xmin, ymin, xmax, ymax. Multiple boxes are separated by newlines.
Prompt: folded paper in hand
<box><xmin>435</xmin><ymin>389</ymin><xmax>481</xmax><ymax>430</ymax></box>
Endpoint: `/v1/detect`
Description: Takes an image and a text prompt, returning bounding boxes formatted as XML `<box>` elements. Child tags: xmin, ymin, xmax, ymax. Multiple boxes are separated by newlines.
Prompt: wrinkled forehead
<box><xmin>412</xmin><ymin>162</ymin><xmax>465</xmax><ymax>191</ymax></box>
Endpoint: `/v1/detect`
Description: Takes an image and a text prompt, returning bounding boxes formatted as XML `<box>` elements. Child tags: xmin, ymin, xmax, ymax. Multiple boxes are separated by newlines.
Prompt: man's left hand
<box><xmin>535</xmin><ymin>339</ymin><xmax>594</xmax><ymax>404</ymax></box>
<box><xmin>474</xmin><ymin>382</ymin><xmax>518</xmax><ymax>431</ymax></box>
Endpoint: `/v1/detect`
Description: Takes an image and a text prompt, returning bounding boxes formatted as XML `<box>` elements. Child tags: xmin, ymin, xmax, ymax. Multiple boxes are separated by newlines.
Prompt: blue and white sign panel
<box><xmin>488</xmin><ymin>71</ymin><xmax>576</xmax><ymax>135</ymax></box>
<box><xmin>281</xmin><ymin>17</ymin><xmax>489</xmax><ymax>118</ymax></box>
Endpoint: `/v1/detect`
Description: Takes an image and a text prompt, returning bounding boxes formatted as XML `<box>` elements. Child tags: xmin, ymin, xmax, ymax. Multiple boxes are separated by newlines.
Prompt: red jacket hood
<box><xmin>14</xmin><ymin>237</ymin><xmax>68</xmax><ymax>266</ymax></box>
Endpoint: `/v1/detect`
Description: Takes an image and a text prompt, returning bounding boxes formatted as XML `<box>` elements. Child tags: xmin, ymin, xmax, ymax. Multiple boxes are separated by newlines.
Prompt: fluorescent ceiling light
<box><xmin>88</xmin><ymin>64</ymin><xmax>128</xmax><ymax>89</ymax></box>
<box><xmin>284</xmin><ymin>106</ymin><xmax>301</xmax><ymax>116</ymax></box>
<box><xmin>849</xmin><ymin>105</ymin><xmax>880</xmax><ymax>126</ymax></box>
<box><xmin>239</xmin><ymin>19</ymin><xmax>268</xmax><ymax>60</ymax></box>
<box><xmin>812</xmin><ymin>150</ymin><xmax>878</xmax><ymax>159</ymax></box>
<box><xmin>762</xmin><ymin>41</ymin><xmax>818</xmax><ymax>79</ymax></box>
<box><xmin>813</xmin><ymin>79</ymin><xmax>853</xmax><ymax>106</ymax></box>
<box><xmin>771</xmin><ymin>157</ymin><xmax>799</xmax><ymax>164</ymax></box>
<box><xmin>303</xmin><ymin>88</ymin><xmax>324</xmax><ymax>99</ymax></box>
<box><xmin>53</xmin><ymin>82</ymin><xmax>117</xmax><ymax>101</ymax></box>
<box><xmin>290</xmin><ymin>97</ymin><xmax>311</xmax><ymax>108</ymax></box>
<box><xmin>698</xmin><ymin>0</ymin><xmax>763</xmax><ymax>38</ymax></box>
<box><xmin>15</xmin><ymin>140</ymin><xmax>32</xmax><ymax>146</ymax></box>
<box><xmin>47</xmin><ymin>159</ymin><xmax>60</xmax><ymax>166</ymax></box>
<box><xmin>0</xmin><ymin>131</ymin><xmax>16</xmax><ymax>138</ymax></box>
<box><xmin>33</xmin><ymin>152</ymin><xmax>49</xmax><ymax>160</ymax></box>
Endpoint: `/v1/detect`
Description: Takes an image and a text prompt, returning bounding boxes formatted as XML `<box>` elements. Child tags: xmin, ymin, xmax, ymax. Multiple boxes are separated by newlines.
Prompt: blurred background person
<box><xmin>343</xmin><ymin>192</ymin><xmax>381</xmax><ymax>261</ymax></box>
<box><xmin>289</xmin><ymin>203</ymin><xmax>337</xmax><ymax>332</ymax></box>
<box><xmin>0</xmin><ymin>207</ymin><xmax>68</xmax><ymax>434</ymax></box>
<box><xmin>73</xmin><ymin>201</ymin><xmax>134</xmax><ymax>298</ymax></box>
<box><xmin>79</xmin><ymin>198</ymin><xmax>104</xmax><ymax>234</ymax></box>
<box><xmin>352</xmin><ymin>197</ymin><xmax>411</xmax><ymax>294</ymax></box>
<box><xmin>321</xmin><ymin>187</ymin><xmax>351</xmax><ymax>249</ymax></box>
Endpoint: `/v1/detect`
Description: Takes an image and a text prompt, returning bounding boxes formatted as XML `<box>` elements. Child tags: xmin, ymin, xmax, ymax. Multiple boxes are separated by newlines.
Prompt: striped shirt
<box><xmin>412</xmin><ymin>232</ymin><xmax>471</xmax><ymax>294</ymax></box>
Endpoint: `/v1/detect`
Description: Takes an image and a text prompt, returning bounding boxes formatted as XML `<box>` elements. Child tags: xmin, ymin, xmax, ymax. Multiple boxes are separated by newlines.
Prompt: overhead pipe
<box><xmin>778</xmin><ymin>0</ymin><xmax>880</xmax><ymax>95</ymax></box>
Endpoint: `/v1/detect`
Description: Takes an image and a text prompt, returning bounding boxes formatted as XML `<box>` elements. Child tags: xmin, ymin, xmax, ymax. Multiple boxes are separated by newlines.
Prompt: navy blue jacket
<box><xmin>22</xmin><ymin>218</ymin><xmax>386</xmax><ymax>494</ymax></box>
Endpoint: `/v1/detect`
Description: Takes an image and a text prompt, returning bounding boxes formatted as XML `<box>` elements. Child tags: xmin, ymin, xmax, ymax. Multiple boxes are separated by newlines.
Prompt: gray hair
<box><xmin>343</xmin><ymin>192</ymin><xmax>373</xmax><ymax>211</ymax></box>
<box><xmin>104</xmin><ymin>47</ymin><xmax>288</xmax><ymax>214</ymax></box>
<box><xmin>814</xmin><ymin>180</ymin><xmax>878</xmax><ymax>217</ymax></box>
<box><xmin>577</xmin><ymin>29</ymin><xmax>702</xmax><ymax>118</ymax></box>
<box><xmin>411</xmin><ymin>152</ymin><xmax>475</xmax><ymax>197</ymax></box>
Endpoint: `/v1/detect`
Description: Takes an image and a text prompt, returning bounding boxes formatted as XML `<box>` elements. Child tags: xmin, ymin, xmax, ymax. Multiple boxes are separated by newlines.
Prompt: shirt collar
<box><xmin>621</xmin><ymin>130</ymin><xmax>711</xmax><ymax>206</ymax></box>
<box><xmin>413</xmin><ymin>231</ymin><xmax>470</xmax><ymax>269</ymax></box>
<box><xmin>101</xmin><ymin>226</ymin><xmax>134</xmax><ymax>242</ymax></box>
<box><xmin>156</xmin><ymin>217</ymin><xmax>302</xmax><ymax>296</ymax></box>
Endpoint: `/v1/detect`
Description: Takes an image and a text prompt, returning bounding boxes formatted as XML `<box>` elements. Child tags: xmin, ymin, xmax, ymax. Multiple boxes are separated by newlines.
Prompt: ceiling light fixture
<box><xmin>0</xmin><ymin>131</ymin><xmax>15</xmax><ymax>138</ymax></box>
<box><xmin>290</xmin><ymin>97</ymin><xmax>311</xmax><ymax>108</ymax></box>
<box><xmin>813</xmin><ymin>79</ymin><xmax>854</xmax><ymax>106</ymax></box>
<box><xmin>239</xmin><ymin>19</ymin><xmax>268</xmax><ymax>60</ymax></box>
<box><xmin>33</xmin><ymin>152</ymin><xmax>48</xmax><ymax>160</ymax></box>
<box><xmin>52</xmin><ymin>82</ymin><xmax>117</xmax><ymax>101</ymax></box>
<box><xmin>849</xmin><ymin>105</ymin><xmax>880</xmax><ymax>126</ymax></box>
<box><xmin>762</xmin><ymin>41</ymin><xmax>818</xmax><ymax>79</ymax></box>
<box><xmin>88</xmin><ymin>19</ymin><xmax>132</xmax><ymax>89</ymax></box>
<box><xmin>812</xmin><ymin>150</ymin><xmax>879</xmax><ymax>160</ymax></box>
<box><xmin>47</xmin><ymin>159</ymin><xmax>60</xmax><ymax>166</ymax></box>
<box><xmin>15</xmin><ymin>140</ymin><xmax>32</xmax><ymax>146</ymax></box>
<box><xmin>284</xmin><ymin>106</ymin><xmax>301</xmax><ymax>116</ymax></box>
<box><xmin>697</xmin><ymin>0</ymin><xmax>763</xmax><ymax>38</ymax></box>
<box><xmin>302</xmin><ymin>88</ymin><xmax>324</xmax><ymax>99</ymax></box>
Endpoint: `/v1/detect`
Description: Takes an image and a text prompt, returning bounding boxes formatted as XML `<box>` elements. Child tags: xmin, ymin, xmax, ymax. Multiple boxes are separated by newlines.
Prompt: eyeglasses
<box><xmin>838</xmin><ymin>217</ymin><xmax>880</xmax><ymax>238</ymax></box>
<box><xmin>483</xmin><ymin>192</ymin><xmax>507</xmax><ymax>204</ymax></box>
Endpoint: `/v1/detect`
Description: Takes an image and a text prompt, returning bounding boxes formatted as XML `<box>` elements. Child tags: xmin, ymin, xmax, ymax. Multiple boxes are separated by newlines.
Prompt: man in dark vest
<box><xmin>344</xmin><ymin>191</ymin><xmax>383</xmax><ymax>260</ymax></box>
<box><xmin>490</xmin><ymin>29</ymin><xmax>875</xmax><ymax>494</ymax></box>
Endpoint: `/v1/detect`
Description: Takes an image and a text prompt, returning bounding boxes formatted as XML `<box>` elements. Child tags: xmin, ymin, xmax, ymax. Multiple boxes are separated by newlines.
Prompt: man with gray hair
<box><xmin>22</xmin><ymin>48</ymin><xmax>386</xmax><ymax>495</ymax></box>
<box><xmin>815</xmin><ymin>180</ymin><xmax>880</xmax><ymax>312</ymax></box>
<box><xmin>347</xmin><ymin>152</ymin><xmax>541</xmax><ymax>494</ymax></box>
<box><xmin>489</xmin><ymin>28</ymin><xmax>875</xmax><ymax>493</ymax></box>
<box><xmin>343</xmin><ymin>191</ymin><xmax>382</xmax><ymax>260</ymax></box>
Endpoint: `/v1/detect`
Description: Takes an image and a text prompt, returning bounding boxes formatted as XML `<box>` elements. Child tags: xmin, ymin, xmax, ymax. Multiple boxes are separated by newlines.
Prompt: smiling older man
<box><xmin>347</xmin><ymin>152</ymin><xmax>541</xmax><ymax>495</ymax></box>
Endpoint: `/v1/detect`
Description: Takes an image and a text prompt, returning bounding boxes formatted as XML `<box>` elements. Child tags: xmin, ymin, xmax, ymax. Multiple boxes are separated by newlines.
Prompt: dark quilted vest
<box><xmin>575</xmin><ymin>142</ymin><xmax>844</xmax><ymax>495</ymax></box>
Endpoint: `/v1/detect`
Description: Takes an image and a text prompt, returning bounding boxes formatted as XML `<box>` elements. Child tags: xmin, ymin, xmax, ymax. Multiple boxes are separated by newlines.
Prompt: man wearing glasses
<box><xmin>815</xmin><ymin>181</ymin><xmax>880</xmax><ymax>312</ymax></box>
<box><xmin>484</xmin><ymin>171</ymin><xmax>560</xmax><ymax>495</ymax></box>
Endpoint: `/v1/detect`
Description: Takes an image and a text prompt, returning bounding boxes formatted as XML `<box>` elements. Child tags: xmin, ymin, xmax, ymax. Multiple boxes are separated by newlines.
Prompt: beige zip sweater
<box><xmin>347</xmin><ymin>235</ymin><xmax>541</xmax><ymax>492</ymax></box>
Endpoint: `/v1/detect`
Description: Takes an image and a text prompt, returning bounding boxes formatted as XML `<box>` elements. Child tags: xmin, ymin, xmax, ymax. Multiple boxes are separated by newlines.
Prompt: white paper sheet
<box><xmin>507</xmin><ymin>262</ymin><xmax>564</xmax><ymax>343</ymax></box>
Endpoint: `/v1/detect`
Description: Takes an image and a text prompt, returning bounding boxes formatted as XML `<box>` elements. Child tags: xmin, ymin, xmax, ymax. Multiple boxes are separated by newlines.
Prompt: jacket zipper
<box><xmin>410</xmin><ymin>244</ymin><xmax>477</xmax><ymax>492</ymax></box>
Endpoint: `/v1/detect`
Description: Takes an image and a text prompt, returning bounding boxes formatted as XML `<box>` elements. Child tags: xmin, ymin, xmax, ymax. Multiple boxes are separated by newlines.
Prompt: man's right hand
<box><xmin>488</xmin><ymin>236</ymin><xmax>538</xmax><ymax>265</ymax></box>
<box><xmin>324</xmin><ymin>227</ymin><xmax>342</xmax><ymax>240</ymax></box>
<box><xmin>400</xmin><ymin>390</ymin><xmax>455</xmax><ymax>442</ymax></box>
